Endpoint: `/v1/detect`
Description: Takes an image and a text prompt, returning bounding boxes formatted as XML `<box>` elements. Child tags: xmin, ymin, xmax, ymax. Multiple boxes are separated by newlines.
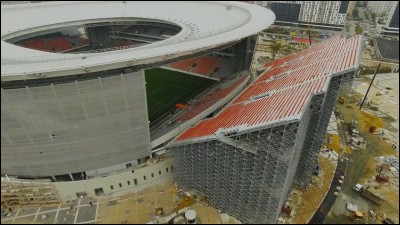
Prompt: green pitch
<box><xmin>145</xmin><ymin>68</ymin><xmax>216</xmax><ymax>125</ymax></box>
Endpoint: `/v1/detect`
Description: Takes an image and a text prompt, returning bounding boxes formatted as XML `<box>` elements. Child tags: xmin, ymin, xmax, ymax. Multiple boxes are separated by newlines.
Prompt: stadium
<box><xmin>1</xmin><ymin>1</ymin><xmax>362</xmax><ymax>224</ymax></box>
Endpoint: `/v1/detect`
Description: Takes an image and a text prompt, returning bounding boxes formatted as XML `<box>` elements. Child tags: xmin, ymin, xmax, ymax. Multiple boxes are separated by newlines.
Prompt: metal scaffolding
<box><xmin>167</xmin><ymin>71</ymin><xmax>357</xmax><ymax>223</ymax></box>
<box><xmin>294</xmin><ymin>70</ymin><xmax>356</xmax><ymax>186</ymax></box>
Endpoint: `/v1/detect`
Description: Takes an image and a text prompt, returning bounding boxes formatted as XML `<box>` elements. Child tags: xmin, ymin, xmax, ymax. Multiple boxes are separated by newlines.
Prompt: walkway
<box><xmin>1</xmin><ymin>198</ymin><xmax>99</xmax><ymax>224</ymax></box>
<box><xmin>309</xmin><ymin>156</ymin><xmax>347</xmax><ymax>224</ymax></box>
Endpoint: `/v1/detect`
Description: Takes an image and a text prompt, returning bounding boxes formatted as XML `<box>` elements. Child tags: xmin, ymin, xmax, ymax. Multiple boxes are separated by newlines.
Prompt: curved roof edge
<box><xmin>1</xmin><ymin>1</ymin><xmax>275</xmax><ymax>80</ymax></box>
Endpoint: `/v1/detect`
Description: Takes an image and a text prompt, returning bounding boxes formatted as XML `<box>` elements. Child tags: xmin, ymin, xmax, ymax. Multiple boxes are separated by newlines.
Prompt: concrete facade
<box><xmin>268</xmin><ymin>1</ymin><xmax>349</xmax><ymax>28</ymax></box>
<box><xmin>367</xmin><ymin>1</ymin><xmax>397</xmax><ymax>16</ymax></box>
<box><xmin>2</xmin><ymin>158</ymin><xmax>173</xmax><ymax>202</ymax></box>
<box><xmin>1</xmin><ymin>71</ymin><xmax>151</xmax><ymax>178</ymax></box>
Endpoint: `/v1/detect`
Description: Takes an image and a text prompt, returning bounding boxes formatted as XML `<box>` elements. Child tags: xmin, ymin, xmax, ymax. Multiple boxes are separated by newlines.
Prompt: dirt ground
<box><xmin>97</xmin><ymin>181</ymin><xmax>177</xmax><ymax>224</ymax></box>
<box><xmin>292</xmin><ymin>156</ymin><xmax>337</xmax><ymax>224</ymax></box>
<box><xmin>325</xmin><ymin>134</ymin><xmax>341</xmax><ymax>153</ymax></box>
<box><xmin>191</xmin><ymin>203</ymin><xmax>221</xmax><ymax>224</ymax></box>
<box><xmin>96</xmin><ymin>179</ymin><xmax>240</xmax><ymax>224</ymax></box>
<box><xmin>325</xmin><ymin>72</ymin><xmax>399</xmax><ymax>224</ymax></box>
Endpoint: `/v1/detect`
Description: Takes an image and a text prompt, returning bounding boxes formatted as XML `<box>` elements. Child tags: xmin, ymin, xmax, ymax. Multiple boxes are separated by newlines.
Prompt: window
<box><xmin>166</xmin><ymin>168</ymin><xmax>169</xmax><ymax>173</ymax></box>
<box><xmin>151</xmin><ymin>173</ymin><xmax>154</xmax><ymax>178</ymax></box>
<box><xmin>110</xmin><ymin>185</ymin><xmax>114</xmax><ymax>190</ymax></box>
<box><xmin>119</xmin><ymin>183</ymin><xmax>122</xmax><ymax>188</ymax></box>
<box><xmin>94</xmin><ymin>188</ymin><xmax>104</xmax><ymax>196</ymax></box>
<box><xmin>127</xmin><ymin>181</ymin><xmax>130</xmax><ymax>185</ymax></box>
<box><xmin>159</xmin><ymin>170</ymin><xmax>161</xmax><ymax>175</ymax></box>
<box><xmin>134</xmin><ymin>179</ymin><xmax>138</xmax><ymax>185</ymax></box>
<box><xmin>143</xmin><ymin>176</ymin><xmax>146</xmax><ymax>180</ymax></box>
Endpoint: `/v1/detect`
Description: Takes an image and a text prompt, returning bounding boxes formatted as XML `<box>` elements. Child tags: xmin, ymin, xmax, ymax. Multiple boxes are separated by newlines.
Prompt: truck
<box><xmin>353</xmin><ymin>183</ymin><xmax>384</xmax><ymax>204</ymax></box>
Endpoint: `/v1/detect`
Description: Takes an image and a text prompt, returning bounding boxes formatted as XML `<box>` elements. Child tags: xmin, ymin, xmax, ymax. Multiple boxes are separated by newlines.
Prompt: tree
<box><xmin>355</xmin><ymin>25</ymin><xmax>363</xmax><ymax>35</ymax></box>
<box><xmin>353</xmin><ymin>8</ymin><xmax>360</xmax><ymax>19</ymax></box>
<box><xmin>369</xmin><ymin>39</ymin><xmax>374</xmax><ymax>46</ymax></box>
<box><xmin>270</xmin><ymin>42</ymin><xmax>282</xmax><ymax>59</ymax></box>
<box><xmin>371</xmin><ymin>12</ymin><xmax>376</xmax><ymax>21</ymax></box>
<box><xmin>364</xmin><ymin>11</ymin><xmax>370</xmax><ymax>20</ymax></box>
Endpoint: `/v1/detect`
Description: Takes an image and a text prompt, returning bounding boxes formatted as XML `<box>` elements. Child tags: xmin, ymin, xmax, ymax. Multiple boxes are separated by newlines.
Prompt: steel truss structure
<box><xmin>294</xmin><ymin>71</ymin><xmax>355</xmax><ymax>186</ymax></box>
<box><xmin>167</xmin><ymin>70</ymin><xmax>356</xmax><ymax>224</ymax></box>
<box><xmin>167</xmin><ymin>43</ymin><xmax>359</xmax><ymax>223</ymax></box>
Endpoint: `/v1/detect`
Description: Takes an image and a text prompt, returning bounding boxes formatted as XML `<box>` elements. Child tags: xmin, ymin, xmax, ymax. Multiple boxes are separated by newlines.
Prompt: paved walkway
<box><xmin>1</xmin><ymin>198</ymin><xmax>99</xmax><ymax>224</ymax></box>
<box><xmin>309</xmin><ymin>156</ymin><xmax>347</xmax><ymax>224</ymax></box>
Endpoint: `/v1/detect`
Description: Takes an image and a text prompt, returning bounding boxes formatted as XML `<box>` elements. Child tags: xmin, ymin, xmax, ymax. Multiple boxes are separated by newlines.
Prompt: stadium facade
<box><xmin>167</xmin><ymin>35</ymin><xmax>363</xmax><ymax>223</ymax></box>
<box><xmin>1</xmin><ymin>1</ymin><xmax>274</xmax><ymax>179</ymax></box>
<box><xmin>1</xmin><ymin>1</ymin><xmax>275</xmax><ymax>203</ymax></box>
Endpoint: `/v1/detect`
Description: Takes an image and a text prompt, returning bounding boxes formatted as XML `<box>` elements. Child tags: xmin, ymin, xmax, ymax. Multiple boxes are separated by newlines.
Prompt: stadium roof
<box><xmin>175</xmin><ymin>35</ymin><xmax>363</xmax><ymax>142</ymax></box>
<box><xmin>1</xmin><ymin>1</ymin><xmax>275</xmax><ymax>80</ymax></box>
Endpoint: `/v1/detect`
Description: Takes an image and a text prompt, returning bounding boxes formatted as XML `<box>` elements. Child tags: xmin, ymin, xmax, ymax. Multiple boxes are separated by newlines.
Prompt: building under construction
<box><xmin>167</xmin><ymin>35</ymin><xmax>363</xmax><ymax>224</ymax></box>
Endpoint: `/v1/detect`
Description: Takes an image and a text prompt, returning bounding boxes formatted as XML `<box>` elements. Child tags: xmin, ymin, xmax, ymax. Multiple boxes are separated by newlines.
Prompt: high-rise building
<box><xmin>167</xmin><ymin>35</ymin><xmax>362</xmax><ymax>224</ymax></box>
<box><xmin>377</xmin><ymin>1</ymin><xmax>399</xmax><ymax>35</ymax></box>
<box><xmin>367</xmin><ymin>1</ymin><xmax>397</xmax><ymax>16</ymax></box>
<box><xmin>266</xmin><ymin>1</ymin><xmax>351</xmax><ymax>30</ymax></box>
<box><xmin>387</xmin><ymin>2</ymin><xmax>399</xmax><ymax>28</ymax></box>
<box><xmin>347</xmin><ymin>1</ymin><xmax>356</xmax><ymax>17</ymax></box>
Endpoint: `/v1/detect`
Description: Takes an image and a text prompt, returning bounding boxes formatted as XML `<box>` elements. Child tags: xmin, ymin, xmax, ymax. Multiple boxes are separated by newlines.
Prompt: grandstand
<box><xmin>167</xmin><ymin>35</ymin><xmax>363</xmax><ymax>224</ymax></box>
<box><xmin>169</xmin><ymin>56</ymin><xmax>221</xmax><ymax>77</ymax></box>
<box><xmin>19</xmin><ymin>37</ymin><xmax>88</xmax><ymax>53</ymax></box>
<box><xmin>176</xmin><ymin>73</ymin><xmax>248</xmax><ymax>122</ymax></box>
<box><xmin>177</xmin><ymin>73</ymin><xmax>248</xmax><ymax>121</ymax></box>
<box><xmin>145</xmin><ymin>68</ymin><xmax>216</xmax><ymax>125</ymax></box>
<box><xmin>12</xmin><ymin>21</ymin><xmax>182</xmax><ymax>54</ymax></box>
<box><xmin>47</xmin><ymin>37</ymin><xmax>74</xmax><ymax>52</ymax></box>
<box><xmin>21</xmin><ymin>39</ymin><xmax>51</xmax><ymax>52</ymax></box>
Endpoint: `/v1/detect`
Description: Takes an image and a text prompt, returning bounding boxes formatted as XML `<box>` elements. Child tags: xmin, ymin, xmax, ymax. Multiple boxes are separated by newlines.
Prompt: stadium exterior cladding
<box><xmin>167</xmin><ymin>35</ymin><xmax>363</xmax><ymax>224</ymax></box>
<box><xmin>1</xmin><ymin>2</ymin><xmax>275</xmax><ymax>178</ymax></box>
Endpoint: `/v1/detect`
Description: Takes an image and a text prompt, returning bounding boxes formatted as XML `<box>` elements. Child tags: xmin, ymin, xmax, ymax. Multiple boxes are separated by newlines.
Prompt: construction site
<box><xmin>1</xmin><ymin>176</ymin><xmax>242</xmax><ymax>224</ymax></box>
<box><xmin>323</xmin><ymin>59</ymin><xmax>399</xmax><ymax>224</ymax></box>
<box><xmin>2</xmin><ymin>2</ymin><xmax>399</xmax><ymax>224</ymax></box>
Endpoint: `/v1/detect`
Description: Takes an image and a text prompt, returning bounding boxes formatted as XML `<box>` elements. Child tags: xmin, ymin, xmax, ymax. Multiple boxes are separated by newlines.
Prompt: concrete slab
<box><xmin>17</xmin><ymin>207</ymin><xmax>38</xmax><ymax>216</ymax></box>
<box><xmin>0</xmin><ymin>219</ymin><xmax>13</xmax><ymax>224</ymax></box>
<box><xmin>14</xmin><ymin>215</ymin><xmax>36</xmax><ymax>223</ymax></box>
<box><xmin>76</xmin><ymin>205</ymin><xmax>96</xmax><ymax>223</ymax></box>
<box><xmin>39</xmin><ymin>205</ymin><xmax>59</xmax><ymax>212</ymax></box>
<box><xmin>55</xmin><ymin>209</ymin><xmax>75</xmax><ymax>224</ymax></box>
<box><xmin>37</xmin><ymin>211</ymin><xmax>57</xmax><ymax>224</ymax></box>
<box><xmin>79</xmin><ymin>198</ymin><xmax>93</xmax><ymax>206</ymax></box>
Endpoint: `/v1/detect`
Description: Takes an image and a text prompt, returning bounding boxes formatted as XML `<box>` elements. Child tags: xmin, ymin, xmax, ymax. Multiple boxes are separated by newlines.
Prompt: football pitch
<box><xmin>145</xmin><ymin>68</ymin><xmax>216</xmax><ymax>125</ymax></box>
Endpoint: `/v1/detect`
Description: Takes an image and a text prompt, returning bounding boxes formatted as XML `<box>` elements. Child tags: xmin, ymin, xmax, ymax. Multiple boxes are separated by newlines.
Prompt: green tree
<box><xmin>355</xmin><ymin>25</ymin><xmax>363</xmax><ymax>34</ymax></box>
<box><xmin>364</xmin><ymin>11</ymin><xmax>370</xmax><ymax>20</ymax></box>
<box><xmin>371</xmin><ymin>12</ymin><xmax>376</xmax><ymax>21</ymax></box>
<box><xmin>353</xmin><ymin>8</ymin><xmax>360</xmax><ymax>19</ymax></box>
<box><xmin>270</xmin><ymin>42</ymin><xmax>282</xmax><ymax>59</ymax></box>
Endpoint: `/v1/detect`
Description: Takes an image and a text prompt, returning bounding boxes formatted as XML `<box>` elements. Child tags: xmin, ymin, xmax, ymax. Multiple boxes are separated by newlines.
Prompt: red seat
<box><xmin>21</xmin><ymin>39</ymin><xmax>51</xmax><ymax>52</ymax></box>
<box><xmin>47</xmin><ymin>37</ymin><xmax>73</xmax><ymax>52</ymax></box>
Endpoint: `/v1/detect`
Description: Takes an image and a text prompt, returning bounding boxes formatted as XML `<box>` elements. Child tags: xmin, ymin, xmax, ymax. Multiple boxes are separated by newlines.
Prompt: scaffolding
<box><xmin>294</xmin><ymin>70</ymin><xmax>356</xmax><ymax>186</ymax></box>
<box><xmin>1</xmin><ymin>178</ymin><xmax>60</xmax><ymax>207</ymax></box>
<box><xmin>167</xmin><ymin>68</ymin><xmax>357</xmax><ymax>223</ymax></box>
